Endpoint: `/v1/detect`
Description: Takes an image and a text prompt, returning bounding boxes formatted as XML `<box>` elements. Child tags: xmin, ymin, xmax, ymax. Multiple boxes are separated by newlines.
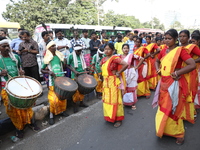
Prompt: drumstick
<box><xmin>24</xmin><ymin>76</ymin><xmax>33</xmax><ymax>92</ymax></box>
<box><xmin>0</xmin><ymin>67</ymin><xmax>28</xmax><ymax>90</ymax></box>
<box><xmin>55</xmin><ymin>71</ymin><xmax>67</xmax><ymax>75</ymax></box>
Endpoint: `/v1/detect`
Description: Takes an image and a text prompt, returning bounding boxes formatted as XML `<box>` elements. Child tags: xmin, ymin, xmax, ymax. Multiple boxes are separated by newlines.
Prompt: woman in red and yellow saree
<box><xmin>120</xmin><ymin>44</ymin><xmax>144</xmax><ymax>110</ymax></box>
<box><xmin>101</xmin><ymin>43</ymin><xmax>128</xmax><ymax>128</ymax></box>
<box><xmin>145</xmin><ymin>36</ymin><xmax>160</xmax><ymax>90</ymax></box>
<box><xmin>179</xmin><ymin>30</ymin><xmax>200</xmax><ymax>124</ymax></box>
<box><xmin>155</xmin><ymin>29</ymin><xmax>196</xmax><ymax>145</ymax></box>
<box><xmin>134</xmin><ymin>38</ymin><xmax>151</xmax><ymax>98</ymax></box>
<box><xmin>190</xmin><ymin>35</ymin><xmax>200</xmax><ymax>110</ymax></box>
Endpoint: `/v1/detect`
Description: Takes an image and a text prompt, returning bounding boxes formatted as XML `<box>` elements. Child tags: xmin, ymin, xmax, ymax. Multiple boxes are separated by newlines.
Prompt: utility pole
<box><xmin>96</xmin><ymin>0</ymin><xmax>100</xmax><ymax>25</ymax></box>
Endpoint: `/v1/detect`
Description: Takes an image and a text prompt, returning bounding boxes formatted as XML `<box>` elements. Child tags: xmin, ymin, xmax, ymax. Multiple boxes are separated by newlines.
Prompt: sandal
<box><xmin>131</xmin><ymin>105</ymin><xmax>136</xmax><ymax>110</ymax></box>
<box><xmin>16</xmin><ymin>130</ymin><xmax>24</xmax><ymax>139</ymax></box>
<box><xmin>194</xmin><ymin>114</ymin><xmax>197</xmax><ymax>122</ymax></box>
<box><xmin>176</xmin><ymin>138</ymin><xmax>184</xmax><ymax>145</ymax></box>
<box><xmin>114</xmin><ymin>121</ymin><xmax>122</xmax><ymax>128</ymax></box>
<box><xmin>29</xmin><ymin>123</ymin><xmax>40</xmax><ymax>132</ymax></box>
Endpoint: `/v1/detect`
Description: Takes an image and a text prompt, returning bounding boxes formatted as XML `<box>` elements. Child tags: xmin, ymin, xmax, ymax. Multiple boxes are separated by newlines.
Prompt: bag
<box><xmin>123</xmin><ymin>92</ymin><xmax>134</xmax><ymax>103</ymax></box>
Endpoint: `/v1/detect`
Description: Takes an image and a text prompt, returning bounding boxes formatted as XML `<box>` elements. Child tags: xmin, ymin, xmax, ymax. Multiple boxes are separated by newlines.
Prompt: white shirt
<box><xmin>38</xmin><ymin>39</ymin><xmax>46</xmax><ymax>56</ymax></box>
<box><xmin>54</xmin><ymin>38</ymin><xmax>71</xmax><ymax>58</ymax></box>
<box><xmin>81</xmin><ymin>37</ymin><xmax>91</xmax><ymax>55</ymax></box>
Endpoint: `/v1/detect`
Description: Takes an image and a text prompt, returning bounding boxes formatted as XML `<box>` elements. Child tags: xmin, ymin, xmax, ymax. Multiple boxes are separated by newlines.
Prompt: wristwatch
<box><xmin>28</xmin><ymin>49</ymin><xmax>31</xmax><ymax>53</ymax></box>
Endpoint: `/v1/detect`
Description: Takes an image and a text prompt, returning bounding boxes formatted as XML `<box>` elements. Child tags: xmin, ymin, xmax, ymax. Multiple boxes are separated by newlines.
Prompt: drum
<box><xmin>5</xmin><ymin>76</ymin><xmax>43</xmax><ymax>109</ymax></box>
<box><xmin>54</xmin><ymin>77</ymin><xmax>78</xmax><ymax>100</ymax></box>
<box><xmin>76</xmin><ymin>74</ymin><xmax>97</xmax><ymax>95</ymax></box>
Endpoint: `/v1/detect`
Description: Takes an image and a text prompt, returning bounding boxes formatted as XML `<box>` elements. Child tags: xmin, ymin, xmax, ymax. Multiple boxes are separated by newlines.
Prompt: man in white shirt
<box><xmin>54</xmin><ymin>29</ymin><xmax>71</xmax><ymax>58</ymax></box>
<box><xmin>81</xmin><ymin>29</ymin><xmax>91</xmax><ymax>67</ymax></box>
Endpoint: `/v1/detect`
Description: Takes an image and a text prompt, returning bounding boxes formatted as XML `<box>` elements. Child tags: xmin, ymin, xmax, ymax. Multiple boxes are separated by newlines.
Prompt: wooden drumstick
<box><xmin>0</xmin><ymin>67</ymin><xmax>28</xmax><ymax>90</ymax></box>
<box><xmin>23</xmin><ymin>76</ymin><xmax>33</xmax><ymax>92</ymax></box>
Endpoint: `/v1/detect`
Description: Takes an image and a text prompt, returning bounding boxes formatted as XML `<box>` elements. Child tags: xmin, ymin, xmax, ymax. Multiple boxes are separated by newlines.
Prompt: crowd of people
<box><xmin>1</xmin><ymin>27</ymin><xmax>200</xmax><ymax>145</ymax></box>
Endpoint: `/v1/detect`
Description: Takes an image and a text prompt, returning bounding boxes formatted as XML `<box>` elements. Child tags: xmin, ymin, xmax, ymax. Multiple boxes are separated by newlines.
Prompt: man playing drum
<box><xmin>67</xmin><ymin>45</ymin><xmax>89</xmax><ymax>113</ymax></box>
<box><xmin>0</xmin><ymin>37</ymin><xmax>40</xmax><ymax>138</ymax></box>
<box><xmin>41</xmin><ymin>41</ymin><xmax>68</xmax><ymax>125</ymax></box>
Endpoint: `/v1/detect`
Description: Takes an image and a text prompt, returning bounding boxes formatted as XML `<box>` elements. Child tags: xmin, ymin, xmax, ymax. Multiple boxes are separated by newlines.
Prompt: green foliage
<box><xmin>101</xmin><ymin>10</ymin><xmax>142</xmax><ymax>29</ymax></box>
<box><xmin>170</xmin><ymin>21</ymin><xmax>184</xmax><ymax>30</ymax></box>
<box><xmin>2</xmin><ymin>0</ymin><xmax>98</xmax><ymax>33</ymax></box>
<box><xmin>142</xmin><ymin>17</ymin><xmax>165</xmax><ymax>30</ymax></box>
<box><xmin>2</xmin><ymin>0</ymin><xmax>165</xmax><ymax>34</ymax></box>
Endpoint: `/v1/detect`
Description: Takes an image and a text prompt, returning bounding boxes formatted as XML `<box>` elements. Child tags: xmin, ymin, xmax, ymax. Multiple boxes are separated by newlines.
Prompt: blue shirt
<box><xmin>10</xmin><ymin>38</ymin><xmax>23</xmax><ymax>52</ymax></box>
<box><xmin>108</xmin><ymin>40</ymin><xmax>116</xmax><ymax>45</ymax></box>
<box><xmin>126</xmin><ymin>40</ymin><xmax>135</xmax><ymax>54</ymax></box>
<box><xmin>142</xmin><ymin>38</ymin><xmax>147</xmax><ymax>44</ymax></box>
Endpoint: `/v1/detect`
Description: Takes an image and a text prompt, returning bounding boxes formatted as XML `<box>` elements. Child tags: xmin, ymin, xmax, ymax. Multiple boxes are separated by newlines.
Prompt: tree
<box><xmin>141</xmin><ymin>17</ymin><xmax>165</xmax><ymax>30</ymax></box>
<box><xmin>101</xmin><ymin>11</ymin><xmax>142</xmax><ymax>29</ymax></box>
<box><xmin>2</xmin><ymin>0</ymin><xmax>98</xmax><ymax>32</ymax></box>
<box><xmin>170</xmin><ymin>21</ymin><xmax>184</xmax><ymax>30</ymax></box>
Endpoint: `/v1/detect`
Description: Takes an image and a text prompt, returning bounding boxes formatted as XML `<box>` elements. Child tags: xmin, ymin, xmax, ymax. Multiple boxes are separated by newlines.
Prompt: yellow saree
<box><xmin>101</xmin><ymin>56</ymin><xmax>124</xmax><ymax>123</ymax></box>
<box><xmin>155</xmin><ymin>47</ymin><xmax>188</xmax><ymax>138</ymax></box>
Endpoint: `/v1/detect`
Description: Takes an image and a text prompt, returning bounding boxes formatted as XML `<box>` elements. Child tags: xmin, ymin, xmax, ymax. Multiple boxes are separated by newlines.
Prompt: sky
<box><xmin>1</xmin><ymin>0</ymin><xmax>200</xmax><ymax>29</ymax></box>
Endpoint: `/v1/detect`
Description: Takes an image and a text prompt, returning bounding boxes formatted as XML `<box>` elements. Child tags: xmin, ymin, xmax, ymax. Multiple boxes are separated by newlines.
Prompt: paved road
<box><xmin>1</xmin><ymin>91</ymin><xmax>200</xmax><ymax>150</ymax></box>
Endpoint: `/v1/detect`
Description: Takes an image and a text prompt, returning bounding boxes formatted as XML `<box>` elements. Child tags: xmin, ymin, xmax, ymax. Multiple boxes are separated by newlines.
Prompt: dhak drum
<box><xmin>76</xmin><ymin>74</ymin><xmax>97</xmax><ymax>95</ymax></box>
<box><xmin>54</xmin><ymin>77</ymin><xmax>78</xmax><ymax>100</ymax></box>
<box><xmin>5</xmin><ymin>76</ymin><xmax>42</xmax><ymax>109</ymax></box>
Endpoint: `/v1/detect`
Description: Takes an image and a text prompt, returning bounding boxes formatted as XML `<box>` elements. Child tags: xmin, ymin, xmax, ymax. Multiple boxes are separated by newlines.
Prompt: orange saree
<box><xmin>155</xmin><ymin>47</ymin><xmax>188</xmax><ymax>138</ymax></box>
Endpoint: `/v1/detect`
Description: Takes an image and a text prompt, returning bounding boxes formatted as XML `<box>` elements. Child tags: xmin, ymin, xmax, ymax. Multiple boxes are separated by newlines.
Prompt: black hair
<box><xmin>192</xmin><ymin>30</ymin><xmax>200</xmax><ymax>36</ymax></box>
<box><xmin>82</xmin><ymin>29</ymin><xmax>88</xmax><ymax>33</ymax></box>
<box><xmin>0</xmin><ymin>36</ymin><xmax>7</xmax><ymax>41</ymax></box>
<box><xmin>117</xmin><ymin>35</ymin><xmax>122</xmax><ymax>39</ymax></box>
<box><xmin>179</xmin><ymin>30</ymin><xmax>190</xmax><ymax>38</ymax></box>
<box><xmin>139</xmin><ymin>33</ymin><xmax>142</xmax><ymax>37</ymax></box>
<box><xmin>191</xmin><ymin>34</ymin><xmax>200</xmax><ymax>41</ymax></box>
<box><xmin>122</xmin><ymin>43</ymin><xmax>129</xmax><ymax>49</ymax></box>
<box><xmin>148</xmin><ymin>32</ymin><xmax>152</xmax><ymax>34</ymax></box>
<box><xmin>104</xmin><ymin>43</ymin><xmax>115</xmax><ymax>50</ymax></box>
<box><xmin>156</xmin><ymin>32</ymin><xmax>160</xmax><ymax>35</ymax></box>
<box><xmin>0</xmin><ymin>30</ymin><xmax>6</xmax><ymax>34</ymax></box>
<box><xmin>155</xmin><ymin>37</ymin><xmax>161</xmax><ymax>42</ymax></box>
<box><xmin>143</xmin><ymin>32</ymin><xmax>146</xmax><ymax>35</ymax></box>
<box><xmin>101</xmin><ymin>30</ymin><xmax>106</xmax><ymax>35</ymax></box>
<box><xmin>134</xmin><ymin>30</ymin><xmax>138</xmax><ymax>34</ymax></box>
<box><xmin>146</xmin><ymin>35</ymin><xmax>151</xmax><ymax>40</ymax></box>
<box><xmin>55</xmin><ymin>29</ymin><xmax>63</xmax><ymax>34</ymax></box>
<box><xmin>20</xmin><ymin>30</ymin><xmax>30</xmax><ymax>36</ymax></box>
<box><xmin>90</xmin><ymin>32</ymin><xmax>96</xmax><ymax>36</ymax></box>
<box><xmin>18</xmin><ymin>28</ymin><xmax>24</xmax><ymax>32</ymax></box>
<box><xmin>165</xmin><ymin>29</ymin><xmax>178</xmax><ymax>40</ymax></box>
<box><xmin>48</xmin><ymin>31</ymin><xmax>53</xmax><ymax>34</ymax></box>
<box><xmin>125</xmin><ymin>30</ymin><xmax>131</xmax><ymax>35</ymax></box>
<box><xmin>41</xmin><ymin>31</ymin><xmax>49</xmax><ymax>38</ymax></box>
<box><xmin>74</xmin><ymin>44</ymin><xmax>82</xmax><ymax>47</ymax></box>
<box><xmin>136</xmin><ymin>37</ymin><xmax>143</xmax><ymax>43</ymax></box>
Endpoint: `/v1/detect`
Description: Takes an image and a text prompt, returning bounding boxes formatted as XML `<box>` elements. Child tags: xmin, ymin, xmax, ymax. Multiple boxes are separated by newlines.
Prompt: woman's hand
<box><xmin>115</xmin><ymin>72</ymin><xmax>120</xmax><ymax>78</ymax></box>
<box><xmin>19</xmin><ymin>69</ymin><xmax>25</xmax><ymax>76</ymax></box>
<box><xmin>171</xmin><ymin>72</ymin><xmax>181</xmax><ymax>80</ymax></box>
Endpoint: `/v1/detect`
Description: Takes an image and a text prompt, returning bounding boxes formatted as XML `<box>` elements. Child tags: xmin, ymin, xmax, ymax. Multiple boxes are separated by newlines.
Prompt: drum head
<box><xmin>54</xmin><ymin>77</ymin><xmax>78</xmax><ymax>91</ymax></box>
<box><xmin>6</xmin><ymin>77</ymin><xmax>42</xmax><ymax>97</ymax></box>
<box><xmin>77</xmin><ymin>74</ymin><xmax>97</xmax><ymax>88</ymax></box>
